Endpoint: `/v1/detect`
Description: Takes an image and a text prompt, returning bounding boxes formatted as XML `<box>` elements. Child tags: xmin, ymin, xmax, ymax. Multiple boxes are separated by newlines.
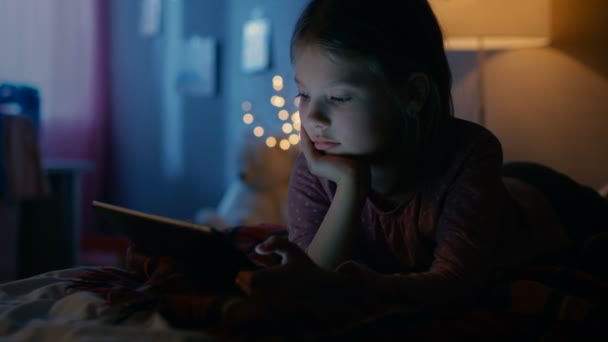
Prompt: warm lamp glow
<box><xmin>429</xmin><ymin>0</ymin><xmax>551</xmax><ymax>127</ymax></box>
<box><xmin>429</xmin><ymin>0</ymin><xmax>551</xmax><ymax>50</ymax></box>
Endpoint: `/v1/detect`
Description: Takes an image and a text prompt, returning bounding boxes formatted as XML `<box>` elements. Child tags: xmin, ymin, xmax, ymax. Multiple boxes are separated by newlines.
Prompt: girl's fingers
<box><xmin>236</xmin><ymin>236</ymin><xmax>296</xmax><ymax>295</ymax></box>
<box><xmin>299</xmin><ymin>128</ymin><xmax>369</xmax><ymax>187</ymax></box>
<box><xmin>299</xmin><ymin>129</ymin><xmax>320</xmax><ymax>161</ymax></box>
<box><xmin>236</xmin><ymin>236</ymin><xmax>317</xmax><ymax>295</ymax></box>
<box><xmin>255</xmin><ymin>235</ymin><xmax>308</xmax><ymax>265</ymax></box>
<box><xmin>299</xmin><ymin>128</ymin><xmax>335</xmax><ymax>178</ymax></box>
<box><xmin>299</xmin><ymin>128</ymin><xmax>311</xmax><ymax>154</ymax></box>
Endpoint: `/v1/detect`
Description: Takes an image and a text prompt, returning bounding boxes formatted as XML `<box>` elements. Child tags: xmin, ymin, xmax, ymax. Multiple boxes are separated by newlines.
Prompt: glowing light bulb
<box><xmin>272</xmin><ymin>75</ymin><xmax>284</xmax><ymax>91</ymax></box>
<box><xmin>266</xmin><ymin>136</ymin><xmax>277</xmax><ymax>148</ymax></box>
<box><xmin>278</xmin><ymin>109</ymin><xmax>289</xmax><ymax>121</ymax></box>
<box><xmin>253</xmin><ymin>126</ymin><xmax>264</xmax><ymax>137</ymax></box>
<box><xmin>279</xmin><ymin>139</ymin><xmax>290</xmax><ymax>150</ymax></box>
<box><xmin>282</xmin><ymin>123</ymin><xmax>293</xmax><ymax>134</ymax></box>
<box><xmin>243</xmin><ymin>113</ymin><xmax>254</xmax><ymax>124</ymax></box>
<box><xmin>291</xmin><ymin>111</ymin><xmax>300</xmax><ymax>123</ymax></box>
<box><xmin>289</xmin><ymin>133</ymin><xmax>300</xmax><ymax>145</ymax></box>
<box><xmin>270</xmin><ymin>96</ymin><xmax>286</xmax><ymax>108</ymax></box>
<box><xmin>241</xmin><ymin>101</ymin><xmax>252</xmax><ymax>111</ymax></box>
<box><xmin>241</xmin><ymin>74</ymin><xmax>304</xmax><ymax>151</ymax></box>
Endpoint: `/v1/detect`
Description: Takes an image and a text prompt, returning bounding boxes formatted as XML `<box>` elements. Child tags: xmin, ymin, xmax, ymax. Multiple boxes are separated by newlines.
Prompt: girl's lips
<box><xmin>313</xmin><ymin>141</ymin><xmax>340</xmax><ymax>151</ymax></box>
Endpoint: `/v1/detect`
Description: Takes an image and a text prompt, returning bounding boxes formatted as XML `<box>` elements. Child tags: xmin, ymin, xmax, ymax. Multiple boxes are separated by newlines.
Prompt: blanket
<box><xmin>0</xmin><ymin>267</ymin><xmax>219</xmax><ymax>341</ymax></box>
<box><xmin>68</xmin><ymin>224</ymin><xmax>287</xmax><ymax>336</ymax></box>
<box><xmin>62</xmin><ymin>227</ymin><xmax>608</xmax><ymax>339</ymax></box>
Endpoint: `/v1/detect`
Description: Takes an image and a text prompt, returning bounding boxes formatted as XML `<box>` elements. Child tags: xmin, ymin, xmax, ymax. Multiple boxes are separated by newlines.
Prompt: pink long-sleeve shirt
<box><xmin>287</xmin><ymin>118</ymin><xmax>570</xmax><ymax>312</ymax></box>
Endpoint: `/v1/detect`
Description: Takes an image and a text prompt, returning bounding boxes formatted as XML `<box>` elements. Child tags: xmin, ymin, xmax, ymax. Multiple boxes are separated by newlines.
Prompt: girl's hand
<box><xmin>300</xmin><ymin>129</ymin><xmax>370</xmax><ymax>191</ymax></box>
<box><xmin>298</xmin><ymin>129</ymin><xmax>370</xmax><ymax>269</ymax></box>
<box><xmin>234</xmin><ymin>235</ymin><xmax>328</xmax><ymax>297</ymax></box>
<box><xmin>229</xmin><ymin>236</ymin><xmax>359</xmax><ymax>331</ymax></box>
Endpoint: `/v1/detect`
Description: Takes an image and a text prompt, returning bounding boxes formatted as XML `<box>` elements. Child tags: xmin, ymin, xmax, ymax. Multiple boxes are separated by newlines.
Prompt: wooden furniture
<box><xmin>17</xmin><ymin>159</ymin><xmax>93</xmax><ymax>278</ymax></box>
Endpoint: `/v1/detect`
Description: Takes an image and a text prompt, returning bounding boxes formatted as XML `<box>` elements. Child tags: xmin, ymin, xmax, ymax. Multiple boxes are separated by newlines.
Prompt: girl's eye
<box><xmin>295</xmin><ymin>93</ymin><xmax>310</xmax><ymax>100</ymax></box>
<box><xmin>330</xmin><ymin>96</ymin><xmax>351</xmax><ymax>103</ymax></box>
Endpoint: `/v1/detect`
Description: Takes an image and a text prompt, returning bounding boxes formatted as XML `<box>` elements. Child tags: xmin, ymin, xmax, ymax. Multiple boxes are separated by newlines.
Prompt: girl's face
<box><xmin>294</xmin><ymin>44</ymin><xmax>404</xmax><ymax>159</ymax></box>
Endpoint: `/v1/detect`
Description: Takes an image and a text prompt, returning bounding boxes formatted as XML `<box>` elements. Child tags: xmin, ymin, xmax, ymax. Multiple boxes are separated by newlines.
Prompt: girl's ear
<box><xmin>403</xmin><ymin>72</ymin><xmax>430</xmax><ymax>115</ymax></box>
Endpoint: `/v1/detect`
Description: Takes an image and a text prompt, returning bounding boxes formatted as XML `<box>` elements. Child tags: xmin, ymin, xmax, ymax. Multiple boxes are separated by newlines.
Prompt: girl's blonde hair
<box><xmin>291</xmin><ymin>0</ymin><xmax>453</xmax><ymax>149</ymax></box>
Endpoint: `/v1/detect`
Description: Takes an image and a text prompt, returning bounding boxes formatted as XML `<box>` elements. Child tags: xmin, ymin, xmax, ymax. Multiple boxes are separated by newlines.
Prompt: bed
<box><xmin>0</xmin><ymin>267</ymin><xmax>219</xmax><ymax>341</ymax></box>
<box><xmin>1</xmin><ymin>223</ymin><xmax>607</xmax><ymax>341</ymax></box>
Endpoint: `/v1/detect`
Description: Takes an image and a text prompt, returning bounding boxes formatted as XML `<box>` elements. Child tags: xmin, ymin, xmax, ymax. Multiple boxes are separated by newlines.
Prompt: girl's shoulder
<box><xmin>421</xmin><ymin>118</ymin><xmax>504</xmax><ymax>185</ymax></box>
<box><xmin>431</xmin><ymin>117</ymin><xmax>502</xmax><ymax>159</ymax></box>
<box><xmin>441</xmin><ymin>117</ymin><xmax>503</xmax><ymax>161</ymax></box>
<box><xmin>447</xmin><ymin>117</ymin><xmax>500</xmax><ymax>146</ymax></box>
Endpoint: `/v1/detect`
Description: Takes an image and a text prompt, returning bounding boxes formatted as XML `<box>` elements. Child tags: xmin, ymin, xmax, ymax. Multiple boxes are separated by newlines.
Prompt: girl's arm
<box><xmin>290</xmin><ymin>130</ymin><xmax>370</xmax><ymax>270</ymax></box>
<box><xmin>238</xmin><ymin>135</ymin><xmax>508</xmax><ymax>323</ymax></box>
<box><xmin>306</xmin><ymin>175</ymin><xmax>367</xmax><ymax>269</ymax></box>
<box><xmin>339</xmin><ymin>134</ymin><xmax>507</xmax><ymax>313</ymax></box>
<box><xmin>257</xmin><ymin>134</ymin><xmax>525</xmax><ymax>321</ymax></box>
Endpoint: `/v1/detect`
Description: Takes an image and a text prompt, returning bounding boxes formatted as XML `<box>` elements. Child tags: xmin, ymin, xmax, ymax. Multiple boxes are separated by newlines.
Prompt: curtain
<box><xmin>0</xmin><ymin>0</ymin><xmax>109</xmax><ymax>235</ymax></box>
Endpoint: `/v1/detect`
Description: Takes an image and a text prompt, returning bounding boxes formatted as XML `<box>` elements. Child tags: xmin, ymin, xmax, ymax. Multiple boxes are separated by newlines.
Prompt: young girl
<box><xmin>234</xmin><ymin>0</ymin><xmax>607</xmax><ymax>329</ymax></box>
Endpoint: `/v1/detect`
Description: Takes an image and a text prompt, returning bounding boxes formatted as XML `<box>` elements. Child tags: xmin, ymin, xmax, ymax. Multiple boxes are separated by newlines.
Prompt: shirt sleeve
<box><xmin>286</xmin><ymin>154</ymin><xmax>333</xmax><ymax>251</ymax></box>
<box><xmin>360</xmin><ymin>134</ymin><xmax>507</xmax><ymax>314</ymax></box>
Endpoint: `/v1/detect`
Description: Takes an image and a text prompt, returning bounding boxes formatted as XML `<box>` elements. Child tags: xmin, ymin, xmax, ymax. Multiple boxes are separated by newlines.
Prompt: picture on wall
<box><xmin>241</xmin><ymin>17</ymin><xmax>271</xmax><ymax>73</ymax></box>
<box><xmin>139</xmin><ymin>0</ymin><xmax>162</xmax><ymax>37</ymax></box>
<box><xmin>176</xmin><ymin>35</ymin><xmax>217</xmax><ymax>97</ymax></box>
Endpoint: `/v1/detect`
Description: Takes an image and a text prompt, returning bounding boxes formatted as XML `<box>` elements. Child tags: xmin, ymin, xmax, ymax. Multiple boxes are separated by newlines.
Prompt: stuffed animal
<box><xmin>195</xmin><ymin>135</ymin><xmax>298</xmax><ymax>231</ymax></box>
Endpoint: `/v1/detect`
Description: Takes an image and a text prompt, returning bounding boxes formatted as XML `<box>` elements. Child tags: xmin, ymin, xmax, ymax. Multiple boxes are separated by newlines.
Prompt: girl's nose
<box><xmin>303</xmin><ymin>102</ymin><xmax>330</xmax><ymax>129</ymax></box>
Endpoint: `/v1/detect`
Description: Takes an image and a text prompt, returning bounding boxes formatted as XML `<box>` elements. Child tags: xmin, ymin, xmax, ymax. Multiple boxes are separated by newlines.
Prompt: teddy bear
<box><xmin>194</xmin><ymin>134</ymin><xmax>298</xmax><ymax>231</ymax></box>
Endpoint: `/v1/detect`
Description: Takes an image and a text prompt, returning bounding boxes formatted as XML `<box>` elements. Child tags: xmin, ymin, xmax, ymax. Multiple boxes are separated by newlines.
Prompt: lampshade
<box><xmin>429</xmin><ymin>0</ymin><xmax>551</xmax><ymax>50</ymax></box>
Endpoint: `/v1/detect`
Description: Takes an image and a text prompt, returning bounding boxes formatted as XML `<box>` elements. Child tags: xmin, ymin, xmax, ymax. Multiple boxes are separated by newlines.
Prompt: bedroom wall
<box><xmin>108</xmin><ymin>0</ymin><xmax>227</xmax><ymax>221</ymax></box>
<box><xmin>107</xmin><ymin>0</ymin><xmax>307</xmax><ymax>224</ymax></box>
<box><xmin>222</xmin><ymin>0</ymin><xmax>607</xmax><ymax>189</ymax></box>
<box><xmin>107</xmin><ymin>0</ymin><xmax>607</xmax><ymax>224</ymax></box>
<box><xmin>450</xmin><ymin>0</ymin><xmax>608</xmax><ymax>189</ymax></box>
<box><xmin>223</xmin><ymin>0</ymin><xmax>309</xmax><ymax>181</ymax></box>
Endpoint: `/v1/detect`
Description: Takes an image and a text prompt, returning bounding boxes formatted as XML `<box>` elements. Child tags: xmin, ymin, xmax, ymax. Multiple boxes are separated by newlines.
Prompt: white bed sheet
<box><xmin>0</xmin><ymin>267</ymin><xmax>220</xmax><ymax>342</ymax></box>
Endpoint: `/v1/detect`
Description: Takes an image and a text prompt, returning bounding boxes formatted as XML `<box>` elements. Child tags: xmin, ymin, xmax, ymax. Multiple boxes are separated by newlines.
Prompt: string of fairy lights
<box><xmin>241</xmin><ymin>75</ymin><xmax>301</xmax><ymax>150</ymax></box>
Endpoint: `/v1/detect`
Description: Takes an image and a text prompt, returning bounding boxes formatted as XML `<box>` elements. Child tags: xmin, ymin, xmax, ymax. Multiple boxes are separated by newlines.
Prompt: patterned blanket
<box><xmin>68</xmin><ymin>224</ymin><xmax>286</xmax><ymax>335</ymax></box>
<box><xmin>67</xmin><ymin>226</ymin><xmax>608</xmax><ymax>340</ymax></box>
